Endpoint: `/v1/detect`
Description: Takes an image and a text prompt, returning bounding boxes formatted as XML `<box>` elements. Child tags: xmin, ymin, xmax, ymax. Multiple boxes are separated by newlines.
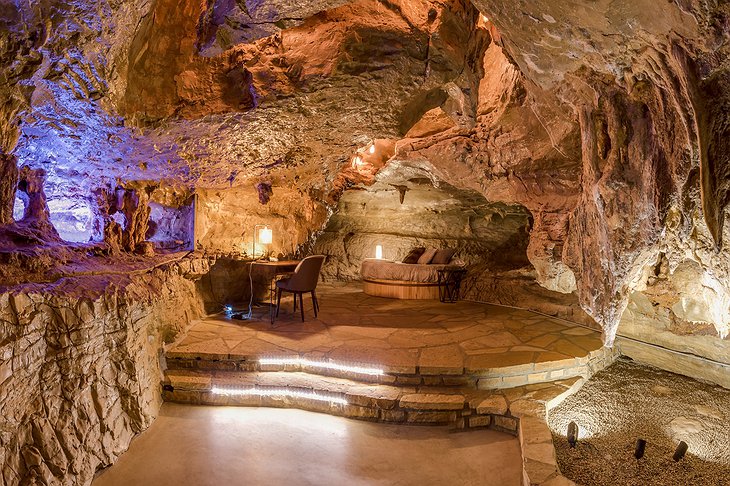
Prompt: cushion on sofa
<box><xmin>417</xmin><ymin>248</ymin><xmax>438</xmax><ymax>264</ymax></box>
<box><xmin>431</xmin><ymin>248</ymin><xmax>455</xmax><ymax>264</ymax></box>
<box><xmin>402</xmin><ymin>247</ymin><xmax>426</xmax><ymax>264</ymax></box>
<box><xmin>361</xmin><ymin>259</ymin><xmax>463</xmax><ymax>283</ymax></box>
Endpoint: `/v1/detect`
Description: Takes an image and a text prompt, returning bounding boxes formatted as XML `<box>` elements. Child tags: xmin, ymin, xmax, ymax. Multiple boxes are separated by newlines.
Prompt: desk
<box><xmin>251</xmin><ymin>260</ymin><xmax>300</xmax><ymax>323</ymax></box>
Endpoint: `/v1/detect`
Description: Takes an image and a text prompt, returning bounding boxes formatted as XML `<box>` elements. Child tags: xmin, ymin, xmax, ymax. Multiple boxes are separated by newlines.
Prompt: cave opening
<box><xmin>47</xmin><ymin>197</ymin><xmax>97</xmax><ymax>243</ymax></box>
<box><xmin>12</xmin><ymin>194</ymin><xmax>24</xmax><ymax>221</ymax></box>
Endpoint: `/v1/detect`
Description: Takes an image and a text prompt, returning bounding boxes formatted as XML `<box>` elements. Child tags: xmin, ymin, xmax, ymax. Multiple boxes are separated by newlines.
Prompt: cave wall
<box><xmin>462</xmin><ymin>0</ymin><xmax>730</xmax><ymax>347</ymax></box>
<box><xmin>0</xmin><ymin>256</ymin><xmax>209</xmax><ymax>485</ymax></box>
<box><xmin>194</xmin><ymin>183</ymin><xmax>329</xmax><ymax>257</ymax></box>
<box><xmin>1</xmin><ymin>0</ymin><xmax>492</xmax><ymax>254</ymax></box>
<box><xmin>313</xmin><ymin>159</ymin><xmax>532</xmax><ymax>280</ymax></box>
<box><xmin>391</xmin><ymin>0</ymin><xmax>730</xmax><ymax>350</ymax></box>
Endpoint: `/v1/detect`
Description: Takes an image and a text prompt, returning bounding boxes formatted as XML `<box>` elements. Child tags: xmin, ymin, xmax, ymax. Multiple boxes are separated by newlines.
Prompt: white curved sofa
<box><xmin>360</xmin><ymin>258</ymin><xmax>465</xmax><ymax>299</ymax></box>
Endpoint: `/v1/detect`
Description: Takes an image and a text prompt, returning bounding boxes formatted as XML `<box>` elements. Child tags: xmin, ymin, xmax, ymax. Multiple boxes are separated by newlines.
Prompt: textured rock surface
<box><xmin>314</xmin><ymin>159</ymin><xmax>532</xmax><ymax>280</ymax></box>
<box><xmin>0</xmin><ymin>0</ymin><xmax>729</xmax><ymax>481</ymax></box>
<box><xmin>0</xmin><ymin>255</ymin><xmax>209</xmax><ymax>485</ymax></box>
<box><xmin>0</xmin><ymin>153</ymin><xmax>18</xmax><ymax>225</ymax></box>
<box><xmin>473</xmin><ymin>0</ymin><xmax>730</xmax><ymax>345</ymax></box>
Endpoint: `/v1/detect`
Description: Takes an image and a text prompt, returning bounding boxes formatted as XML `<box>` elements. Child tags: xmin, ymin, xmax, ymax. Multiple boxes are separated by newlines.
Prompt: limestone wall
<box><xmin>0</xmin><ymin>256</ymin><xmax>210</xmax><ymax>485</ymax></box>
<box><xmin>313</xmin><ymin>160</ymin><xmax>532</xmax><ymax>281</ymax></box>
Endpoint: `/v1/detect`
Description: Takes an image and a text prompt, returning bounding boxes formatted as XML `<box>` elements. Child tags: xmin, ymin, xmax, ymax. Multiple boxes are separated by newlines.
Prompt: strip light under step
<box><xmin>211</xmin><ymin>386</ymin><xmax>348</xmax><ymax>405</ymax></box>
<box><xmin>259</xmin><ymin>357</ymin><xmax>384</xmax><ymax>376</ymax></box>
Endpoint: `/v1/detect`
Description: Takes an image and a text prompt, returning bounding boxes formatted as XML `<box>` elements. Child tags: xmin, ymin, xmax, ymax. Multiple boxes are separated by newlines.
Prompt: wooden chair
<box><xmin>275</xmin><ymin>255</ymin><xmax>325</xmax><ymax>322</ymax></box>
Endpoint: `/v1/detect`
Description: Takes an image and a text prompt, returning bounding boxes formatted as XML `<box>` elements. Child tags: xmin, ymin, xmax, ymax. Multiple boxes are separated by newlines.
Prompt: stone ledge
<box><xmin>399</xmin><ymin>393</ymin><xmax>465</xmax><ymax>410</ymax></box>
<box><xmin>617</xmin><ymin>337</ymin><xmax>730</xmax><ymax>389</ymax></box>
<box><xmin>166</xmin><ymin>337</ymin><xmax>611</xmax><ymax>390</ymax></box>
<box><xmin>468</xmin><ymin>376</ymin><xmax>588</xmax><ymax>485</ymax></box>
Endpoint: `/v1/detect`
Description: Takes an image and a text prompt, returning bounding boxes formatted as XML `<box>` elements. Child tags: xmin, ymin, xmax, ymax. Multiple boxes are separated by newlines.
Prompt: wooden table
<box><xmin>250</xmin><ymin>260</ymin><xmax>300</xmax><ymax>323</ymax></box>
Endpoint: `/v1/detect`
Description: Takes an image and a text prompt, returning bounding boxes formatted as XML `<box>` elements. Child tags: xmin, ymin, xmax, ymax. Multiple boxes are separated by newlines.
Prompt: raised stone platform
<box><xmin>163</xmin><ymin>283</ymin><xmax>615</xmax><ymax>486</ymax></box>
<box><xmin>166</xmin><ymin>283</ymin><xmax>612</xmax><ymax>388</ymax></box>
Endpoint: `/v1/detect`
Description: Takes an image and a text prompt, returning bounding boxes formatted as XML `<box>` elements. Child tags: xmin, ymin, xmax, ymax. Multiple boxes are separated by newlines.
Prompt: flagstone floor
<box><xmin>168</xmin><ymin>283</ymin><xmax>604</xmax><ymax>377</ymax></box>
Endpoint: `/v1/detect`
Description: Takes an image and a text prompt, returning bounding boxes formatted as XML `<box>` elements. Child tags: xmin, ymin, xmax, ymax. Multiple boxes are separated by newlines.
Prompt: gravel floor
<box><xmin>548</xmin><ymin>358</ymin><xmax>730</xmax><ymax>486</ymax></box>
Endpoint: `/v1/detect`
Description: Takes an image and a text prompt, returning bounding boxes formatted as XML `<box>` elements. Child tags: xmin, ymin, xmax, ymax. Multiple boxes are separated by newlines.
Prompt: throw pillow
<box><xmin>402</xmin><ymin>247</ymin><xmax>426</xmax><ymax>264</ymax></box>
<box><xmin>417</xmin><ymin>248</ymin><xmax>438</xmax><ymax>264</ymax></box>
<box><xmin>431</xmin><ymin>248</ymin><xmax>455</xmax><ymax>264</ymax></box>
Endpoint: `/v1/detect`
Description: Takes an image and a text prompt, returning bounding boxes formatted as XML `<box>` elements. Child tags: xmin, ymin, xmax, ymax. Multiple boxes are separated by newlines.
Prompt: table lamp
<box><xmin>253</xmin><ymin>224</ymin><xmax>273</xmax><ymax>259</ymax></box>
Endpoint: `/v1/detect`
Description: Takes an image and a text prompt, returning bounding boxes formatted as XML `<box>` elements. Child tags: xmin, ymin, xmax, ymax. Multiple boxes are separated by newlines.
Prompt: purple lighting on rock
<box><xmin>48</xmin><ymin>198</ymin><xmax>97</xmax><ymax>243</ymax></box>
<box><xmin>111</xmin><ymin>212</ymin><xmax>126</xmax><ymax>227</ymax></box>
<box><xmin>13</xmin><ymin>195</ymin><xmax>25</xmax><ymax>221</ymax></box>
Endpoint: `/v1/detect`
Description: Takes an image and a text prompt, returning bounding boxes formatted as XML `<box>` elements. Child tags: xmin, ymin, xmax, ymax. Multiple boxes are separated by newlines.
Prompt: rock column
<box><xmin>17</xmin><ymin>165</ymin><xmax>59</xmax><ymax>238</ymax></box>
<box><xmin>95</xmin><ymin>186</ymin><xmax>153</xmax><ymax>254</ymax></box>
<box><xmin>0</xmin><ymin>152</ymin><xmax>18</xmax><ymax>225</ymax></box>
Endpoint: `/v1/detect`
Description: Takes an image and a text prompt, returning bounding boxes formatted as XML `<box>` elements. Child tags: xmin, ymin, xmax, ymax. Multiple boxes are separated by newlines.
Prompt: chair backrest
<box><xmin>286</xmin><ymin>255</ymin><xmax>326</xmax><ymax>291</ymax></box>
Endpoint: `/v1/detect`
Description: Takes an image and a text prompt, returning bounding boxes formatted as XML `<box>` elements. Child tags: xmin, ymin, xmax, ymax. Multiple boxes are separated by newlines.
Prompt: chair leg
<box><xmin>311</xmin><ymin>291</ymin><xmax>318</xmax><ymax>317</ymax></box>
<box><xmin>299</xmin><ymin>293</ymin><xmax>305</xmax><ymax>322</ymax></box>
<box><xmin>293</xmin><ymin>292</ymin><xmax>297</xmax><ymax>312</ymax></box>
<box><xmin>276</xmin><ymin>289</ymin><xmax>282</xmax><ymax>317</ymax></box>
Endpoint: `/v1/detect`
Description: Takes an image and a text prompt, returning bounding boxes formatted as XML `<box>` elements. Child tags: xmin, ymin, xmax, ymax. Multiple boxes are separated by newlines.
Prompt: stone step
<box><xmin>163</xmin><ymin>370</ymin><xmax>585</xmax><ymax>486</ymax></box>
<box><xmin>164</xmin><ymin>369</ymin><xmax>508</xmax><ymax>426</ymax></box>
<box><xmin>164</xmin><ymin>345</ymin><xmax>616</xmax><ymax>390</ymax></box>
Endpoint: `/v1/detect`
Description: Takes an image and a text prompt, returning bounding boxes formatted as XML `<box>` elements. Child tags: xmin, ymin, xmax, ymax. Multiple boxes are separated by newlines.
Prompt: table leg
<box><xmin>269</xmin><ymin>276</ymin><xmax>275</xmax><ymax>324</ymax></box>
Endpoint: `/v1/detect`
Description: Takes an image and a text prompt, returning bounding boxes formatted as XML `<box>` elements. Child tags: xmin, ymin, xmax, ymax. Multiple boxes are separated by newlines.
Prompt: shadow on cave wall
<box><xmin>313</xmin><ymin>165</ymin><xmax>533</xmax><ymax>280</ymax></box>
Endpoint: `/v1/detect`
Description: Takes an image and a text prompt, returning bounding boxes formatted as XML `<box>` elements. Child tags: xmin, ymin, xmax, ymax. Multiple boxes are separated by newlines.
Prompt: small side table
<box><xmin>437</xmin><ymin>268</ymin><xmax>467</xmax><ymax>303</ymax></box>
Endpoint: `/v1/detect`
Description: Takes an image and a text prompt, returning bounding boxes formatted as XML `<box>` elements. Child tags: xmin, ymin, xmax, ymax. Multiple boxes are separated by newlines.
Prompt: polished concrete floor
<box><xmin>93</xmin><ymin>404</ymin><xmax>522</xmax><ymax>486</ymax></box>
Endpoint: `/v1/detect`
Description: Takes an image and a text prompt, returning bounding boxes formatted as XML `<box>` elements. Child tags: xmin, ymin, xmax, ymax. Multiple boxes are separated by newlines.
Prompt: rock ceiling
<box><xmin>0</xmin><ymin>0</ymin><xmax>729</xmax><ymax>344</ymax></box>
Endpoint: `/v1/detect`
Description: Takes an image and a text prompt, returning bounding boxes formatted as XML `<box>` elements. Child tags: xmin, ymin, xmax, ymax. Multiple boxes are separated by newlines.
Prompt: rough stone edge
<box><xmin>510</xmin><ymin>346</ymin><xmax>619</xmax><ymax>486</ymax></box>
<box><xmin>0</xmin><ymin>254</ymin><xmax>211</xmax><ymax>485</ymax></box>
<box><xmin>616</xmin><ymin>337</ymin><xmax>730</xmax><ymax>389</ymax></box>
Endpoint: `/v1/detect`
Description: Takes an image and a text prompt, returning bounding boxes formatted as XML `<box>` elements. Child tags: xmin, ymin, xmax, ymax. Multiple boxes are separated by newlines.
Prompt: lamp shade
<box><xmin>375</xmin><ymin>245</ymin><xmax>383</xmax><ymax>259</ymax></box>
<box><xmin>259</xmin><ymin>227</ymin><xmax>273</xmax><ymax>245</ymax></box>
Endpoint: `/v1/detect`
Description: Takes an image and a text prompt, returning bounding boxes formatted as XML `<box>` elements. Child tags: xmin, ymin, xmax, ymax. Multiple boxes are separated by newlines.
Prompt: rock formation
<box><xmin>94</xmin><ymin>187</ymin><xmax>153</xmax><ymax>254</ymax></box>
<box><xmin>16</xmin><ymin>166</ymin><xmax>57</xmax><ymax>234</ymax></box>
<box><xmin>0</xmin><ymin>0</ymin><xmax>729</xmax><ymax>482</ymax></box>
<box><xmin>0</xmin><ymin>256</ymin><xmax>210</xmax><ymax>485</ymax></box>
<box><xmin>0</xmin><ymin>152</ymin><xmax>18</xmax><ymax>225</ymax></box>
